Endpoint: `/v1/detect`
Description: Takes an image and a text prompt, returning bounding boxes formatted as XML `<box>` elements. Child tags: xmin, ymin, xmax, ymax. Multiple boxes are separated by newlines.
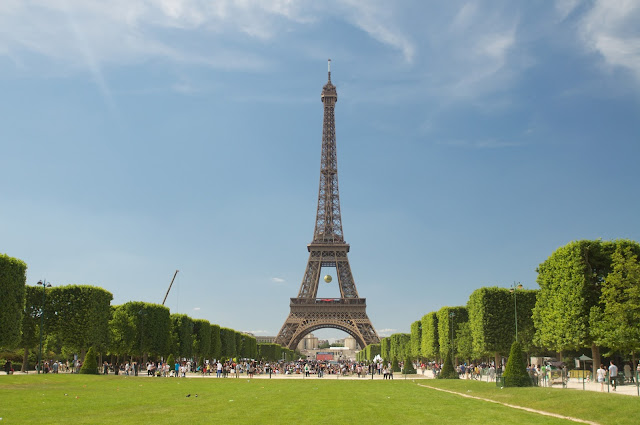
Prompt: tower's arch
<box><xmin>288</xmin><ymin>322</ymin><xmax>365</xmax><ymax>350</ymax></box>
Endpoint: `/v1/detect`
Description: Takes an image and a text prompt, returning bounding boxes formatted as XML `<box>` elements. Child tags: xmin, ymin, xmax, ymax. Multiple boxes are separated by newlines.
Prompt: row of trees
<box><xmin>257</xmin><ymin>343</ymin><xmax>296</xmax><ymax>362</ymax></box>
<box><xmin>359</xmin><ymin>239</ymin><xmax>640</xmax><ymax>377</ymax></box>
<box><xmin>0</xmin><ymin>253</ymin><xmax>301</xmax><ymax>369</ymax></box>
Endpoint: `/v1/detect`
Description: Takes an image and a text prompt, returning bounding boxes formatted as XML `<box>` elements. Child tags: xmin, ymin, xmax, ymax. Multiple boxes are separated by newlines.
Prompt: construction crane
<box><xmin>162</xmin><ymin>270</ymin><xmax>179</xmax><ymax>306</ymax></box>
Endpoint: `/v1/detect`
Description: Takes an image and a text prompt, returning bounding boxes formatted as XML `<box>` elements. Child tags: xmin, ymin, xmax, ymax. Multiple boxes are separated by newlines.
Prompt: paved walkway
<box><xmin>415</xmin><ymin>369</ymin><xmax>640</xmax><ymax>396</ymax></box>
<box><xmin>7</xmin><ymin>370</ymin><xmax>640</xmax><ymax>395</ymax></box>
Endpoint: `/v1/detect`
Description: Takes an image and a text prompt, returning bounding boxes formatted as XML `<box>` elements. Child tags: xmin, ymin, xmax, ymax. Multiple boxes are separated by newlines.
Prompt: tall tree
<box><xmin>380</xmin><ymin>337</ymin><xmax>391</xmax><ymax>361</ymax></box>
<box><xmin>468</xmin><ymin>287</ymin><xmax>538</xmax><ymax>367</ymax></box>
<box><xmin>389</xmin><ymin>333</ymin><xmax>411</xmax><ymax>361</ymax></box>
<box><xmin>590</xmin><ymin>242</ymin><xmax>640</xmax><ymax>359</ymax></box>
<box><xmin>420</xmin><ymin>312</ymin><xmax>439</xmax><ymax>361</ymax></box>
<box><xmin>109</xmin><ymin>302</ymin><xmax>170</xmax><ymax>359</ymax></box>
<box><xmin>20</xmin><ymin>285</ymin><xmax>42</xmax><ymax>371</ymax></box>
<box><xmin>210</xmin><ymin>324</ymin><xmax>222</xmax><ymax>359</ymax></box>
<box><xmin>46</xmin><ymin>285</ymin><xmax>113</xmax><ymax>359</ymax></box>
<box><xmin>456</xmin><ymin>321</ymin><xmax>474</xmax><ymax>363</ymax></box>
<box><xmin>193</xmin><ymin>319</ymin><xmax>212</xmax><ymax>362</ymax></box>
<box><xmin>109</xmin><ymin>305</ymin><xmax>136</xmax><ymax>359</ymax></box>
<box><xmin>437</xmin><ymin>306</ymin><xmax>468</xmax><ymax>363</ymax></box>
<box><xmin>410</xmin><ymin>320</ymin><xmax>422</xmax><ymax>360</ymax></box>
<box><xmin>0</xmin><ymin>254</ymin><xmax>26</xmax><ymax>349</ymax></box>
<box><xmin>220</xmin><ymin>327</ymin><xmax>236</xmax><ymax>359</ymax></box>
<box><xmin>169</xmin><ymin>314</ymin><xmax>194</xmax><ymax>359</ymax></box>
<box><xmin>533</xmin><ymin>240</ymin><xmax>629</xmax><ymax>374</ymax></box>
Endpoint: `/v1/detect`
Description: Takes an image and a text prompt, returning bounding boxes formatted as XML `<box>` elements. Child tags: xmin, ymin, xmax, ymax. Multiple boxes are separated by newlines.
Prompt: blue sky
<box><xmin>1</xmin><ymin>0</ymin><xmax>639</xmax><ymax>341</ymax></box>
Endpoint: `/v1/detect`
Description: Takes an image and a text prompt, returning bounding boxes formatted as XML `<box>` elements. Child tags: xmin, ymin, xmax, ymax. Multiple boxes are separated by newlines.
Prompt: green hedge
<box><xmin>0</xmin><ymin>254</ymin><xmax>27</xmax><ymax>349</ymax></box>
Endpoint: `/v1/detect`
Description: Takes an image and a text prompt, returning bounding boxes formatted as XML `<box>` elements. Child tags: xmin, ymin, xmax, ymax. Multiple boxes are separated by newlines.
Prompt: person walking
<box><xmin>596</xmin><ymin>364</ymin><xmax>606</xmax><ymax>392</ymax></box>
<box><xmin>609</xmin><ymin>361</ymin><xmax>619</xmax><ymax>391</ymax></box>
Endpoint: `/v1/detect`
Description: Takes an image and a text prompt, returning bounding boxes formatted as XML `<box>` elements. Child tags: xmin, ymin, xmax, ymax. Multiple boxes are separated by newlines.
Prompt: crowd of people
<box><xmin>11</xmin><ymin>356</ymin><xmax>640</xmax><ymax>391</ymax></box>
<box><xmin>35</xmin><ymin>359</ymin><xmax>80</xmax><ymax>374</ymax></box>
<box><xmin>86</xmin><ymin>359</ymin><xmax>410</xmax><ymax>379</ymax></box>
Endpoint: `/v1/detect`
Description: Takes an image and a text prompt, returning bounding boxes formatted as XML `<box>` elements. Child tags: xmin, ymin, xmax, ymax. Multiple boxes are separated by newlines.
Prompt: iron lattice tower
<box><xmin>274</xmin><ymin>61</ymin><xmax>380</xmax><ymax>350</ymax></box>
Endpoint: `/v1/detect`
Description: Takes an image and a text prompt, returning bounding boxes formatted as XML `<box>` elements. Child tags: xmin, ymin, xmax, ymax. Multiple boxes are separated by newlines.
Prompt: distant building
<box><xmin>256</xmin><ymin>336</ymin><xmax>277</xmax><ymax>344</ymax></box>
<box><xmin>344</xmin><ymin>336</ymin><xmax>357</xmax><ymax>350</ymax></box>
<box><xmin>297</xmin><ymin>333</ymin><xmax>319</xmax><ymax>351</ymax></box>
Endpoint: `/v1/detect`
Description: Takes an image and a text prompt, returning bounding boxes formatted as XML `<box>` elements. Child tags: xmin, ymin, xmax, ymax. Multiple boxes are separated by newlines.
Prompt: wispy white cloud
<box><xmin>247</xmin><ymin>330</ymin><xmax>269</xmax><ymax>335</ymax></box>
<box><xmin>377</xmin><ymin>328</ymin><xmax>396</xmax><ymax>336</ymax></box>
<box><xmin>339</xmin><ymin>0</ymin><xmax>415</xmax><ymax>63</ymax></box>
<box><xmin>554</xmin><ymin>0</ymin><xmax>581</xmax><ymax>21</ymax></box>
<box><xmin>0</xmin><ymin>0</ymin><xmax>415</xmax><ymax>73</ymax></box>
<box><xmin>193</xmin><ymin>307</ymin><xmax>201</xmax><ymax>311</ymax></box>
<box><xmin>578</xmin><ymin>0</ymin><xmax>640</xmax><ymax>81</ymax></box>
<box><xmin>270</xmin><ymin>277</ymin><xmax>286</xmax><ymax>283</ymax></box>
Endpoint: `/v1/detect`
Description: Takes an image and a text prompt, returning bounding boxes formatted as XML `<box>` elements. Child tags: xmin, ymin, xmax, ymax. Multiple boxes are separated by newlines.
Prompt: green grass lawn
<box><xmin>1</xmin><ymin>375</ymin><xmax>636</xmax><ymax>424</ymax></box>
<box><xmin>424</xmin><ymin>379</ymin><xmax>640</xmax><ymax>425</ymax></box>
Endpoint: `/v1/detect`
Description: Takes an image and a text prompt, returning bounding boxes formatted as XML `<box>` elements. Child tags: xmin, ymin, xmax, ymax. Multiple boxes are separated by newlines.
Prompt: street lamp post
<box><xmin>37</xmin><ymin>279</ymin><xmax>52</xmax><ymax>374</ymax></box>
<box><xmin>509</xmin><ymin>282</ymin><xmax>523</xmax><ymax>342</ymax></box>
<box><xmin>449</xmin><ymin>311</ymin><xmax>455</xmax><ymax>367</ymax></box>
<box><xmin>138</xmin><ymin>310</ymin><xmax>147</xmax><ymax>363</ymax></box>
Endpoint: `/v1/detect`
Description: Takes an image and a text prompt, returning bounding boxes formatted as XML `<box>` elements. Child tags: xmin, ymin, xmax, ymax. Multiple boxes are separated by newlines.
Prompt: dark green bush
<box><xmin>437</xmin><ymin>351</ymin><xmax>458</xmax><ymax>379</ymax></box>
<box><xmin>79</xmin><ymin>347</ymin><xmax>99</xmax><ymax>375</ymax></box>
<box><xmin>403</xmin><ymin>356</ymin><xmax>417</xmax><ymax>374</ymax></box>
<box><xmin>392</xmin><ymin>357</ymin><xmax>401</xmax><ymax>372</ymax></box>
<box><xmin>503</xmin><ymin>340</ymin><xmax>532</xmax><ymax>387</ymax></box>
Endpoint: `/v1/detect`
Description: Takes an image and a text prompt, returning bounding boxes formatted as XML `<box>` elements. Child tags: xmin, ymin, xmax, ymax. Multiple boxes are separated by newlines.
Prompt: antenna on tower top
<box><xmin>328</xmin><ymin>58</ymin><xmax>331</xmax><ymax>81</ymax></box>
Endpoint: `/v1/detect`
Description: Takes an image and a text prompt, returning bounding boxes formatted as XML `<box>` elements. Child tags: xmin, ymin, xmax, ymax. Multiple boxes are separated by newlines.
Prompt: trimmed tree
<box><xmin>110</xmin><ymin>302</ymin><xmax>170</xmax><ymax>359</ymax></box>
<box><xmin>0</xmin><ymin>254</ymin><xmax>27</xmax><ymax>350</ymax></box>
<box><xmin>437</xmin><ymin>306</ymin><xmax>468</xmax><ymax>363</ymax></box>
<box><xmin>109</xmin><ymin>304</ymin><xmax>136</xmax><ymax>359</ymax></box>
<box><xmin>210</xmin><ymin>324</ymin><xmax>222</xmax><ymax>360</ymax></box>
<box><xmin>468</xmin><ymin>287</ymin><xmax>537</xmax><ymax>367</ymax></box>
<box><xmin>220</xmin><ymin>327</ymin><xmax>237</xmax><ymax>359</ymax></box>
<box><xmin>20</xmin><ymin>285</ymin><xmax>43</xmax><ymax>371</ymax></box>
<box><xmin>391</xmin><ymin>357</ymin><xmax>400</xmax><ymax>372</ymax></box>
<box><xmin>590</xmin><ymin>242</ymin><xmax>640</xmax><ymax>360</ymax></box>
<box><xmin>533</xmin><ymin>240</ymin><xmax>640</xmax><ymax>375</ymax></box>
<box><xmin>456</xmin><ymin>321</ymin><xmax>474</xmax><ymax>363</ymax></box>
<box><xmin>79</xmin><ymin>346</ymin><xmax>99</xmax><ymax>374</ymax></box>
<box><xmin>410</xmin><ymin>320</ymin><xmax>422</xmax><ymax>360</ymax></box>
<box><xmin>46</xmin><ymin>285</ymin><xmax>113</xmax><ymax>358</ymax></box>
<box><xmin>169</xmin><ymin>314</ymin><xmax>194</xmax><ymax>359</ymax></box>
<box><xmin>503</xmin><ymin>340</ymin><xmax>531</xmax><ymax>387</ymax></box>
<box><xmin>421</xmin><ymin>312</ymin><xmax>439</xmax><ymax>361</ymax></box>
<box><xmin>437</xmin><ymin>350</ymin><xmax>458</xmax><ymax>379</ymax></box>
<box><xmin>380</xmin><ymin>337</ymin><xmax>391</xmax><ymax>361</ymax></box>
<box><xmin>193</xmin><ymin>319</ymin><xmax>212</xmax><ymax>362</ymax></box>
<box><xmin>390</xmin><ymin>333</ymin><xmax>411</xmax><ymax>362</ymax></box>
<box><xmin>403</xmin><ymin>355</ymin><xmax>417</xmax><ymax>374</ymax></box>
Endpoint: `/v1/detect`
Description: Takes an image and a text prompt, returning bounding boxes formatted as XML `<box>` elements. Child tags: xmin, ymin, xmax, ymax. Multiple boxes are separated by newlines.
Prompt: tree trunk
<box><xmin>494</xmin><ymin>352</ymin><xmax>500</xmax><ymax>369</ymax></box>
<box><xmin>591</xmin><ymin>344</ymin><xmax>600</xmax><ymax>377</ymax></box>
<box><xmin>143</xmin><ymin>352</ymin><xmax>148</xmax><ymax>365</ymax></box>
<box><xmin>80</xmin><ymin>348</ymin><xmax>87</xmax><ymax>362</ymax></box>
<box><xmin>21</xmin><ymin>347</ymin><xmax>29</xmax><ymax>372</ymax></box>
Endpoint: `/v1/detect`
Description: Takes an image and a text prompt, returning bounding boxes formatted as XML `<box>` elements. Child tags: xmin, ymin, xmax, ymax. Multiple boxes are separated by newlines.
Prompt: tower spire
<box><xmin>317</xmin><ymin>58</ymin><xmax>340</xmax><ymax>243</ymax></box>
<box><xmin>328</xmin><ymin>58</ymin><xmax>331</xmax><ymax>81</ymax></box>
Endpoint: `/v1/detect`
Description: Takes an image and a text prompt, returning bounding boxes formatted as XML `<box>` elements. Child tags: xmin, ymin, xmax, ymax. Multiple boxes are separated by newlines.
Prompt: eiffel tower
<box><xmin>274</xmin><ymin>61</ymin><xmax>380</xmax><ymax>350</ymax></box>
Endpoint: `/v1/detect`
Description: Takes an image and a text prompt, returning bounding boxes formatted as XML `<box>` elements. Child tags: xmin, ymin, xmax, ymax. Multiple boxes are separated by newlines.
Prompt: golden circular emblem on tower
<box><xmin>324</xmin><ymin>275</ymin><xmax>332</xmax><ymax>283</ymax></box>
